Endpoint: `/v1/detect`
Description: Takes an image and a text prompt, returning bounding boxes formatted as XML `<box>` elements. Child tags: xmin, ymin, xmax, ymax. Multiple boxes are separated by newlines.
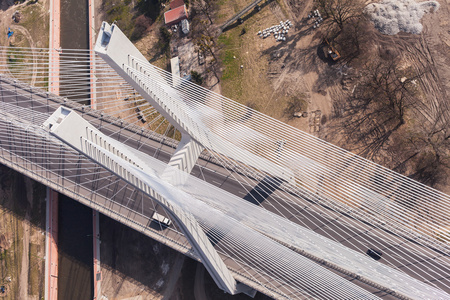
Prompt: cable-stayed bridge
<box><xmin>0</xmin><ymin>22</ymin><xmax>449</xmax><ymax>299</ymax></box>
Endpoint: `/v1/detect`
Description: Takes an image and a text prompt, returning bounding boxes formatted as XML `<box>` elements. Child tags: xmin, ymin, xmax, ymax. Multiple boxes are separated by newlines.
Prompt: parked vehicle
<box><xmin>323</xmin><ymin>38</ymin><xmax>341</xmax><ymax>61</ymax></box>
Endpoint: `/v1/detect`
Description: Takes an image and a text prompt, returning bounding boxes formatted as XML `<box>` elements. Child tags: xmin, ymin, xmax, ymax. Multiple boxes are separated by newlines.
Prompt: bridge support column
<box><xmin>95</xmin><ymin>22</ymin><xmax>206</xmax><ymax>180</ymax></box>
<box><xmin>169</xmin><ymin>135</ymin><xmax>204</xmax><ymax>173</ymax></box>
<box><xmin>44</xmin><ymin>107</ymin><xmax>250</xmax><ymax>296</ymax></box>
<box><xmin>162</xmin><ymin>135</ymin><xmax>204</xmax><ymax>184</ymax></box>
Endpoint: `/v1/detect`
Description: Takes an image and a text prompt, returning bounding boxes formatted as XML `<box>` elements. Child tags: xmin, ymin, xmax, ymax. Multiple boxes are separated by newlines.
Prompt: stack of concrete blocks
<box><xmin>257</xmin><ymin>20</ymin><xmax>292</xmax><ymax>42</ymax></box>
<box><xmin>308</xmin><ymin>10</ymin><xmax>323</xmax><ymax>28</ymax></box>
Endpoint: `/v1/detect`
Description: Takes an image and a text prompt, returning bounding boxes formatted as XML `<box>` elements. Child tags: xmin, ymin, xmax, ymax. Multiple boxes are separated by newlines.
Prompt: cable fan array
<box><xmin>0</xmin><ymin>46</ymin><xmax>449</xmax><ymax>299</ymax></box>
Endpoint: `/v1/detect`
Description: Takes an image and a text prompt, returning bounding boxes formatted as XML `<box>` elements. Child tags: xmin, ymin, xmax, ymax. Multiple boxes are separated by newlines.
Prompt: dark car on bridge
<box><xmin>367</xmin><ymin>248</ymin><xmax>382</xmax><ymax>260</ymax></box>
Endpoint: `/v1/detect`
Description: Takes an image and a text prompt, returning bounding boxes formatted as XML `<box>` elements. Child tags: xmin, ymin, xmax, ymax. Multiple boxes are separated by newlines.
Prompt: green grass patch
<box><xmin>214</xmin><ymin>0</ymin><xmax>290</xmax><ymax>119</ymax></box>
<box><xmin>150</xmin><ymin>55</ymin><xmax>170</xmax><ymax>70</ymax></box>
<box><xmin>6</xmin><ymin>46</ymin><xmax>33</xmax><ymax>85</ymax></box>
<box><xmin>136</xmin><ymin>0</ymin><xmax>162</xmax><ymax>21</ymax></box>
<box><xmin>104</xmin><ymin>0</ymin><xmax>135</xmax><ymax>38</ymax></box>
<box><xmin>8</xmin><ymin>3</ymin><xmax>51</xmax><ymax>86</ymax></box>
<box><xmin>32</xmin><ymin>49</ymin><xmax>50</xmax><ymax>90</ymax></box>
<box><xmin>18</xmin><ymin>3</ymin><xmax>49</xmax><ymax>48</ymax></box>
<box><xmin>6</xmin><ymin>47</ymin><xmax>26</xmax><ymax>66</ymax></box>
<box><xmin>104</xmin><ymin>0</ymin><xmax>162</xmax><ymax>40</ymax></box>
<box><xmin>218</xmin><ymin>31</ymin><xmax>244</xmax><ymax>100</ymax></box>
<box><xmin>148</xmin><ymin>27</ymin><xmax>172</xmax><ymax>69</ymax></box>
<box><xmin>0</xmin><ymin>249</ymin><xmax>7</xmax><ymax>261</ymax></box>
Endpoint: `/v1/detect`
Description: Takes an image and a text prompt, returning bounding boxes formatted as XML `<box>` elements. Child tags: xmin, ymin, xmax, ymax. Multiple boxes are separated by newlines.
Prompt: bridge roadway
<box><xmin>1</xmin><ymin>76</ymin><xmax>449</xmax><ymax>298</ymax></box>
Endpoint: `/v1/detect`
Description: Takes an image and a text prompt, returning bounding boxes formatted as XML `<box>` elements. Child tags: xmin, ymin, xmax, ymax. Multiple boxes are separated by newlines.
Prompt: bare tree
<box><xmin>390</xmin><ymin>122</ymin><xmax>450</xmax><ymax>187</ymax></box>
<box><xmin>192</xmin><ymin>0</ymin><xmax>217</xmax><ymax>24</ymax></box>
<box><xmin>334</xmin><ymin>16</ymin><xmax>372</xmax><ymax>60</ymax></box>
<box><xmin>342</xmin><ymin>58</ymin><xmax>423</xmax><ymax>158</ymax></box>
<box><xmin>192</xmin><ymin>20</ymin><xmax>220</xmax><ymax>82</ymax></box>
<box><xmin>195</xmin><ymin>32</ymin><xmax>217</xmax><ymax>60</ymax></box>
<box><xmin>316</xmin><ymin>0</ymin><xmax>362</xmax><ymax>29</ymax></box>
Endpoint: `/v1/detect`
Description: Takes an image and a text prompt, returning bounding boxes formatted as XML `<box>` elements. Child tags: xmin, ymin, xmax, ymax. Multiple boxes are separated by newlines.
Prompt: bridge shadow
<box><xmin>99</xmin><ymin>213</ymin><xmax>267</xmax><ymax>299</ymax></box>
<box><xmin>99</xmin><ymin>213</ymin><xmax>187</xmax><ymax>295</ymax></box>
<box><xmin>201</xmin><ymin>262</ymin><xmax>274</xmax><ymax>300</ymax></box>
<box><xmin>243</xmin><ymin>176</ymin><xmax>283</xmax><ymax>206</ymax></box>
<box><xmin>0</xmin><ymin>166</ymin><xmax>48</xmax><ymax>296</ymax></box>
<box><xmin>0</xmin><ymin>165</ymin><xmax>47</xmax><ymax>233</ymax></box>
<box><xmin>204</xmin><ymin>176</ymin><xmax>282</xmax><ymax>246</ymax></box>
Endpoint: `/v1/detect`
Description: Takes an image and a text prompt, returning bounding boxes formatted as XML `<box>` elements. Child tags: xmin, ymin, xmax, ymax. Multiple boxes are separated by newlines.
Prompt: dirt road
<box><xmin>18</xmin><ymin>179</ymin><xmax>33</xmax><ymax>300</ymax></box>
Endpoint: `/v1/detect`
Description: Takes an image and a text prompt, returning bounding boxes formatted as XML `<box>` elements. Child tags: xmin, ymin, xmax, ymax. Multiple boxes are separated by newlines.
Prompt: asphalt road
<box><xmin>1</xmin><ymin>77</ymin><xmax>449</xmax><ymax>298</ymax></box>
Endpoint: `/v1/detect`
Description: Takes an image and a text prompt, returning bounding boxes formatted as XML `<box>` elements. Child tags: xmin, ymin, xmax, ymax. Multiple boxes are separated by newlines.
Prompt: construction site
<box><xmin>0</xmin><ymin>0</ymin><xmax>449</xmax><ymax>299</ymax></box>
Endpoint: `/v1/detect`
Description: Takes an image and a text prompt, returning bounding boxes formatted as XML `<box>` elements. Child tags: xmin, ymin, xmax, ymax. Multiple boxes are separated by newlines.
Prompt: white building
<box><xmin>181</xmin><ymin>19</ymin><xmax>189</xmax><ymax>34</ymax></box>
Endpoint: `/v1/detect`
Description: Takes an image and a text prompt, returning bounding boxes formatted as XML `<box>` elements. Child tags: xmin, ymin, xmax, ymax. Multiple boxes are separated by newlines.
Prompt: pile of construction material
<box><xmin>308</xmin><ymin>9</ymin><xmax>323</xmax><ymax>28</ymax></box>
<box><xmin>364</xmin><ymin>0</ymin><xmax>439</xmax><ymax>35</ymax></box>
<box><xmin>257</xmin><ymin>20</ymin><xmax>292</xmax><ymax>42</ymax></box>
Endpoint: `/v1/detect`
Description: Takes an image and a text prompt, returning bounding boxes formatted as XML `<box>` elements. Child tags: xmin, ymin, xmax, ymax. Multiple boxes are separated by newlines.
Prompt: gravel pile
<box><xmin>365</xmin><ymin>0</ymin><xmax>440</xmax><ymax>35</ymax></box>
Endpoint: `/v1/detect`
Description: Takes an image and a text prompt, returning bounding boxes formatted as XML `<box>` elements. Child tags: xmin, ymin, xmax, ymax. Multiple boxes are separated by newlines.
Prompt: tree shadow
<box><xmin>136</xmin><ymin>0</ymin><xmax>162</xmax><ymax>21</ymax></box>
<box><xmin>0</xmin><ymin>0</ymin><xmax>15</xmax><ymax>11</ymax></box>
<box><xmin>148</xmin><ymin>28</ymin><xmax>171</xmax><ymax>67</ymax></box>
<box><xmin>221</xmin><ymin>0</ymin><xmax>273</xmax><ymax>33</ymax></box>
<box><xmin>260</xmin><ymin>26</ymin><xmax>320</xmax><ymax>76</ymax></box>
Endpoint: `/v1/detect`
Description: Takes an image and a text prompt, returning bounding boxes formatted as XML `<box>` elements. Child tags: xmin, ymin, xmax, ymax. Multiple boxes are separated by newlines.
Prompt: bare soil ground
<box><xmin>98</xmin><ymin>215</ymin><xmax>266</xmax><ymax>300</ymax></box>
<box><xmin>0</xmin><ymin>166</ymin><xmax>47</xmax><ymax>300</ymax></box>
<box><xmin>134</xmin><ymin>21</ymin><xmax>170</xmax><ymax>70</ymax></box>
<box><xmin>217</xmin><ymin>0</ymin><xmax>450</xmax><ymax>191</ymax></box>
<box><xmin>0</xmin><ymin>0</ymin><xmax>49</xmax><ymax>48</ymax></box>
<box><xmin>99</xmin><ymin>215</ymin><xmax>168</xmax><ymax>300</ymax></box>
<box><xmin>319</xmin><ymin>1</ymin><xmax>450</xmax><ymax>193</ymax></box>
<box><xmin>216</xmin><ymin>0</ymin><xmax>337</xmax><ymax>133</ymax></box>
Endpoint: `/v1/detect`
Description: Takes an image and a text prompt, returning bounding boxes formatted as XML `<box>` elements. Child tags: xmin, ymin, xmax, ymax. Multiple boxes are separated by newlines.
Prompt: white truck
<box><xmin>152</xmin><ymin>211</ymin><xmax>172</xmax><ymax>227</ymax></box>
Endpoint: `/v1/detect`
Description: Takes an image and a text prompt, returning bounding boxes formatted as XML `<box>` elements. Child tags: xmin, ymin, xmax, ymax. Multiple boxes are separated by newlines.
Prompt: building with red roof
<box><xmin>170</xmin><ymin>0</ymin><xmax>184</xmax><ymax>9</ymax></box>
<box><xmin>164</xmin><ymin>5</ymin><xmax>189</xmax><ymax>26</ymax></box>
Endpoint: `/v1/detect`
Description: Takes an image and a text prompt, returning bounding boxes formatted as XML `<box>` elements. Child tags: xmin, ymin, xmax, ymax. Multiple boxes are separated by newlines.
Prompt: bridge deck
<box><xmin>0</xmin><ymin>76</ymin><xmax>293</xmax><ymax>298</ymax></box>
<box><xmin>0</xmin><ymin>75</ymin><xmax>449</xmax><ymax>299</ymax></box>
